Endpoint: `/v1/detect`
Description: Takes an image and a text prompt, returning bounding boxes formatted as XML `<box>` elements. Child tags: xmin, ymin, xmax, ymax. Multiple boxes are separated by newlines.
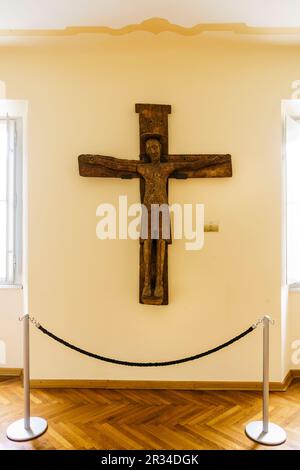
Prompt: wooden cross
<box><xmin>79</xmin><ymin>104</ymin><xmax>232</xmax><ymax>306</ymax></box>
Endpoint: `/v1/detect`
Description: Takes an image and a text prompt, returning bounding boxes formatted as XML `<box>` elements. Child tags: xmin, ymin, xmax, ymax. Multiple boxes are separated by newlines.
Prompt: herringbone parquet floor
<box><xmin>1</xmin><ymin>378</ymin><xmax>300</xmax><ymax>450</ymax></box>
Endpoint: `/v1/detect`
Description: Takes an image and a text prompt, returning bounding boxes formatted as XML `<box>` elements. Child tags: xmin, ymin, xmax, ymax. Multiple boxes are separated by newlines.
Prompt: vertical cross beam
<box><xmin>135</xmin><ymin>104</ymin><xmax>172</xmax><ymax>305</ymax></box>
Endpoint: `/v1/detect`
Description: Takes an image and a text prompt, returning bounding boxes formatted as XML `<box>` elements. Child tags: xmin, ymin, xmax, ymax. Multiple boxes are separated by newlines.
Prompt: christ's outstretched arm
<box><xmin>168</xmin><ymin>154</ymin><xmax>231</xmax><ymax>173</ymax></box>
<box><xmin>78</xmin><ymin>154</ymin><xmax>144</xmax><ymax>178</ymax></box>
<box><xmin>79</xmin><ymin>154</ymin><xmax>141</xmax><ymax>174</ymax></box>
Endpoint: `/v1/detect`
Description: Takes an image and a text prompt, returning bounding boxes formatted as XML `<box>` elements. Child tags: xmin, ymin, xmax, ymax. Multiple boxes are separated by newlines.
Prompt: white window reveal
<box><xmin>0</xmin><ymin>117</ymin><xmax>22</xmax><ymax>285</ymax></box>
<box><xmin>283</xmin><ymin>100</ymin><xmax>300</xmax><ymax>288</ymax></box>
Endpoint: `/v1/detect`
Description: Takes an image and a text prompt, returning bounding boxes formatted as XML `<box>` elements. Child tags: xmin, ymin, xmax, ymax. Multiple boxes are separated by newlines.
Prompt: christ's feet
<box><xmin>142</xmin><ymin>285</ymin><xmax>152</xmax><ymax>298</ymax></box>
<box><xmin>154</xmin><ymin>284</ymin><xmax>163</xmax><ymax>298</ymax></box>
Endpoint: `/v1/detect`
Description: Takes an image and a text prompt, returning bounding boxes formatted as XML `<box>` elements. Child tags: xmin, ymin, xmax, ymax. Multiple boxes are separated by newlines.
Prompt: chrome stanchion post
<box><xmin>245</xmin><ymin>315</ymin><xmax>286</xmax><ymax>446</ymax></box>
<box><xmin>23</xmin><ymin>314</ymin><xmax>30</xmax><ymax>431</ymax></box>
<box><xmin>262</xmin><ymin>315</ymin><xmax>269</xmax><ymax>434</ymax></box>
<box><xmin>6</xmin><ymin>315</ymin><xmax>48</xmax><ymax>442</ymax></box>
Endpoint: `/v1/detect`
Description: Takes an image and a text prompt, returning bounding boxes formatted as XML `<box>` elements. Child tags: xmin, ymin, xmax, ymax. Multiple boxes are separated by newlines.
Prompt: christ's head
<box><xmin>145</xmin><ymin>138</ymin><xmax>161</xmax><ymax>163</ymax></box>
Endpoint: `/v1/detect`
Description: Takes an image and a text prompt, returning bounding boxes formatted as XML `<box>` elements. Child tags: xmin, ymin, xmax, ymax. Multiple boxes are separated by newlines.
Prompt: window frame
<box><xmin>282</xmin><ymin>100</ymin><xmax>300</xmax><ymax>290</ymax></box>
<box><xmin>0</xmin><ymin>116</ymin><xmax>22</xmax><ymax>287</ymax></box>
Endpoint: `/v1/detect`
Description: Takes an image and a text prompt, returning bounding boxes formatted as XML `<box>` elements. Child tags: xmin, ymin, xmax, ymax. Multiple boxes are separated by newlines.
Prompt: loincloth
<box><xmin>140</xmin><ymin>205</ymin><xmax>172</xmax><ymax>244</ymax></box>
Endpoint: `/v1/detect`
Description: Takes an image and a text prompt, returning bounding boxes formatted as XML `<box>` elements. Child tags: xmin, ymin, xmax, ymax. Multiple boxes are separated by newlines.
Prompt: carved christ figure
<box><xmin>79</xmin><ymin>138</ymin><xmax>230</xmax><ymax>302</ymax></box>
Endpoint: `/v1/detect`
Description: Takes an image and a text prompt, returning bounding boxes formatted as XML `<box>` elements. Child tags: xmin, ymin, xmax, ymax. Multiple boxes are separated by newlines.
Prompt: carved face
<box><xmin>145</xmin><ymin>138</ymin><xmax>161</xmax><ymax>163</ymax></box>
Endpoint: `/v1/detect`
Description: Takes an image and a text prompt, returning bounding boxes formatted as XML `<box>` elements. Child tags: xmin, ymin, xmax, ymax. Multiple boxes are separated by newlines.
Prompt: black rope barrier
<box><xmin>31</xmin><ymin>319</ymin><xmax>256</xmax><ymax>367</ymax></box>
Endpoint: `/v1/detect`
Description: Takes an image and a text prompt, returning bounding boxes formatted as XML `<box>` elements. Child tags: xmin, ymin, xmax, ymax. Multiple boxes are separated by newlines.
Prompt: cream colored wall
<box><xmin>0</xmin><ymin>34</ymin><xmax>298</xmax><ymax>381</ymax></box>
<box><xmin>0</xmin><ymin>289</ymin><xmax>22</xmax><ymax>367</ymax></box>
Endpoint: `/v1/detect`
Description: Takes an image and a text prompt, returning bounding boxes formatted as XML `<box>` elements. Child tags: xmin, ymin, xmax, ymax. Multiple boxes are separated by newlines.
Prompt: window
<box><xmin>0</xmin><ymin>116</ymin><xmax>22</xmax><ymax>285</ymax></box>
<box><xmin>283</xmin><ymin>101</ymin><xmax>300</xmax><ymax>287</ymax></box>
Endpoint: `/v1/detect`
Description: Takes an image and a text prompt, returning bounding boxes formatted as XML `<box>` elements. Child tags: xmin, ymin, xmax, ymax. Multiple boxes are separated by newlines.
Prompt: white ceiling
<box><xmin>1</xmin><ymin>0</ymin><xmax>300</xmax><ymax>30</ymax></box>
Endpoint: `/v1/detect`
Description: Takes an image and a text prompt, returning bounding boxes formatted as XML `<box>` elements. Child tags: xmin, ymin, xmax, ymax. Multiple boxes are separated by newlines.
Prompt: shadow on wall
<box><xmin>0</xmin><ymin>81</ymin><xmax>8</xmax><ymax>368</ymax></box>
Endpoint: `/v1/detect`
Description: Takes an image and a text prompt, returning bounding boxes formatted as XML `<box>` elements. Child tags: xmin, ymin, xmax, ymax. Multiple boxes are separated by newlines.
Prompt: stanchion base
<box><xmin>245</xmin><ymin>420</ymin><xmax>286</xmax><ymax>446</ymax></box>
<box><xmin>6</xmin><ymin>417</ymin><xmax>48</xmax><ymax>442</ymax></box>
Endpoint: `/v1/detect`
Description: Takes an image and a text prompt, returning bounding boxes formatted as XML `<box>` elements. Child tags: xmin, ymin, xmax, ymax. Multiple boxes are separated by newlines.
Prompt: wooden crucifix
<box><xmin>78</xmin><ymin>104</ymin><xmax>232</xmax><ymax>306</ymax></box>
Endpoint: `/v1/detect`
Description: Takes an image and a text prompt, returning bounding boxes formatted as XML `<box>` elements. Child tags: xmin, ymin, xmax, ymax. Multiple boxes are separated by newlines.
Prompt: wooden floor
<box><xmin>1</xmin><ymin>378</ymin><xmax>300</xmax><ymax>450</ymax></box>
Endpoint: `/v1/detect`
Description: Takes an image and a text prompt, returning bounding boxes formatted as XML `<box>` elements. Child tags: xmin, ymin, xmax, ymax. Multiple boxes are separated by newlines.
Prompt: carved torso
<box><xmin>137</xmin><ymin>163</ymin><xmax>171</xmax><ymax>207</ymax></box>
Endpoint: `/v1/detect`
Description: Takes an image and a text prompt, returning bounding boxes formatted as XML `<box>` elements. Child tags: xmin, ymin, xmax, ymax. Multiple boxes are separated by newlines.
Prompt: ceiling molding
<box><xmin>2</xmin><ymin>18</ymin><xmax>300</xmax><ymax>37</ymax></box>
